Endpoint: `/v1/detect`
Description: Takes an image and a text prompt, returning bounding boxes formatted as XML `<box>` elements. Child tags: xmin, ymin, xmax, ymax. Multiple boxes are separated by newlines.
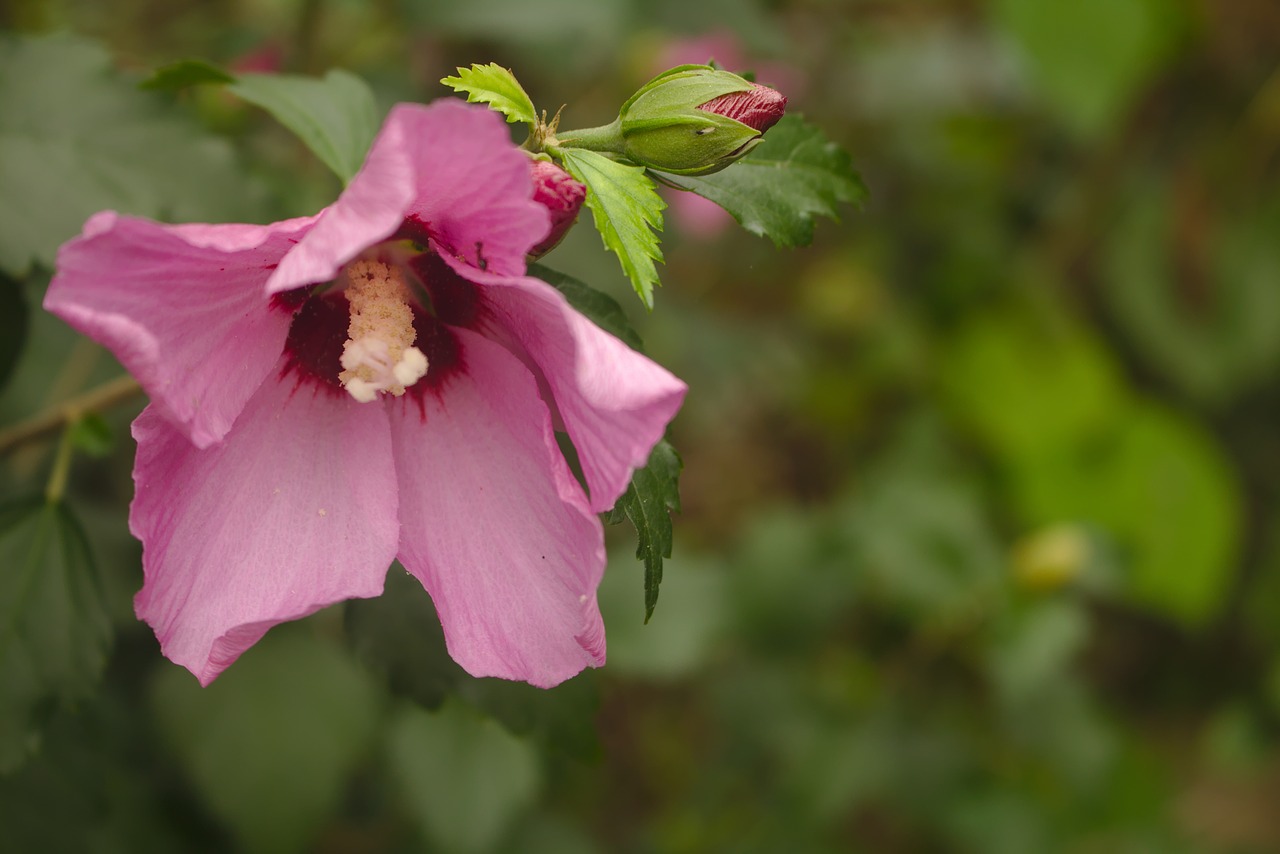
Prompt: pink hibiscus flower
<box><xmin>44</xmin><ymin>100</ymin><xmax>686</xmax><ymax>688</ymax></box>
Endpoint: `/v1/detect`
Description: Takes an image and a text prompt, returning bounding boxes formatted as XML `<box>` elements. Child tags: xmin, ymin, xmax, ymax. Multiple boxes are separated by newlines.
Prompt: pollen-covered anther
<box><xmin>338</xmin><ymin>260</ymin><xmax>428</xmax><ymax>402</ymax></box>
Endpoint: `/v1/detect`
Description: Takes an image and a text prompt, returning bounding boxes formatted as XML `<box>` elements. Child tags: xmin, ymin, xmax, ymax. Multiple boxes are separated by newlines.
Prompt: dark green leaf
<box><xmin>138</xmin><ymin>58</ymin><xmax>235</xmax><ymax>92</ymax></box>
<box><xmin>661</xmin><ymin>114</ymin><xmax>866</xmax><ymax>247</ymax></box>
<box><xmin>441</xmin><ymin>63</ymin><xmax>537</xmax><ymax>125</ymax></box>
<box><xmin>460</xmin><ymin>675</ymin><xmax>601</xmax><ymax>762</ymax></box>
<box><xmin>229</xmin><ymin>69</ymin><xmax>380</xmax><ymax>185</ymax></box>
<box><xmin>0</xmin><ymin>272</ymin><xmax>26</xmax><ymax>388</ymax></box>
<box><xmin>554</xmin><ymin>147</ymin><xmax>665</xmax><ymax>309</ymax></box>
<box><xmin>605</xmin><ymin>439</ymin><xmax>682</xmax><ymax>621</ymax></box>
<box><xmin>527</xmin><ymin>263</ymin><xmax>644</xmax><ymax>350</ymax></box>
<box><xmin>0</xmin><ymin>33</ymin><xmax>262</xmax><ymax>277</ymax></box>
<box><xmin>0</xmin><ymin>497</ymin><xmax>112</xmax><ymax>773</ymax></box>
<box><xmin>345</xmin><ymin>566</ymin><xmax>463</xmax><ymax>710</ymax></box>
<box><xmin>150</xmin><ymin>629</ymin><xmax>381</xmax><ymax>853</ymax></box>
<box><xmin>1103</xmin><ymin>181</ymin><xmax>1280</xmax><ymax>404</ymax></box>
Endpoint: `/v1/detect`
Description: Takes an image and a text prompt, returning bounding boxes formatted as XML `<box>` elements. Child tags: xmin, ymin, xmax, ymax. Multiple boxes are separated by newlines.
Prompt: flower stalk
<box><xmin>0</xmin><ymin>374</ymin><xmax>142</xmax><ymax>456</ymax></box>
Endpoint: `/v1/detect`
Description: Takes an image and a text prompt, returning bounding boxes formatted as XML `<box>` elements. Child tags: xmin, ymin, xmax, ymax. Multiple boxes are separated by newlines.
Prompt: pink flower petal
<box><xmin>459</xmin><ymin>263</ymin><xmax>687</xmax><ymax>512</ymax></box>
<box><xmin>45</xmin><ymin>212</ymin><xmax>313</xmax><ymax>448</ymax></box>
<box><xmin>402</xmin><ymin>100</ymin><xmax>549</xmax><ymax>276</ymax></box>
<box><xmin>131</xmin><ymin>366</ymin><xmax>399</xmax><ymax>685</ymax></box>
<box><xmin>389</xmin><ymin>327</ymin><xmax>606</xmax><ymax>687</ymax></box>
<box><xmin>265</xmin><ymin>113</ymin><xmax>417</xmax><ymax>295</ymax></box>
<box><xmin>267</xmin><ymin>101</ymin><xmax>548</xmax><ymax>295</ymax></box>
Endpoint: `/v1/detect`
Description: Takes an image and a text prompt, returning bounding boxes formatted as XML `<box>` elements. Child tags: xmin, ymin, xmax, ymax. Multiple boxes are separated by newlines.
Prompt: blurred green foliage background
<box><xmin>2</xmin><ymin>0</ymin><xmax>1280</xmax><ymax>851</ymax></box>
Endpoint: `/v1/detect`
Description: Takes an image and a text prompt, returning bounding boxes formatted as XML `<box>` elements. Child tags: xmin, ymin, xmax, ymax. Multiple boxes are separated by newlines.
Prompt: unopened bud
<box><xmin>528</xmin><ymin>159</ymin><xmax>586</xmax><ymax>258</ymax></box>
<box><xmin>699</xmin><ymin>84</ymin><xmax>787</xmax><ymax>134</ymax></box>
<box><xmin>617</xmin><ymin>64</ymin><xmax>787</xmax><ymax>176</ymax></box>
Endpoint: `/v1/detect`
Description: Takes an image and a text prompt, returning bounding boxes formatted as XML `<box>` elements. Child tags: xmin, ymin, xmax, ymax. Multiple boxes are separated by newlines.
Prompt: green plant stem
<box><xmin>0</xmin><ymin>374</ymin><xmax>142</xmax><ymax>456</ymax></box>
<box><xmin>555</xmin><ymin>119</ymin><xmax>626</xmax><ymax>154</ymax></box>
<box><xmin>45</xmin><ymin>424</ymin><xmax>75</xmax><ymax>503</ymax></box>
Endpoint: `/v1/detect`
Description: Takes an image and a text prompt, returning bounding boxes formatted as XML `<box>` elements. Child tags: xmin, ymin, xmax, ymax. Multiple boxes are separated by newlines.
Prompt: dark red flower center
<box><xmin>278</xmin><ymin>221</ymin><xmax>483</xmax><ymax>403</ymax></box>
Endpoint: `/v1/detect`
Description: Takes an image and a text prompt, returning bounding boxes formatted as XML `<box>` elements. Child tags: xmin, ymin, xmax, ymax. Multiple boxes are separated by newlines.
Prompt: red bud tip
<box><xmin>529</xmin><ymin>160</ymin><xmax>587</xmax><ymax>257</ymax></box>
<box><xmin>698</xmin><ymin>83</ymin><xmax>787</xmax><ymax>134</ymax></box>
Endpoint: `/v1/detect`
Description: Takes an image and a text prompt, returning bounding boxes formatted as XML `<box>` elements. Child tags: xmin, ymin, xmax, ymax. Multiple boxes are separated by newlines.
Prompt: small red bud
<box><xmin>698</xmin><ymin>83</ymin><xmax>787</xmax><ymax>134</ymax></box>
<box><xmin>529</xmin><ymin>160</ymin><xmax>586</xmax><ymax>258</ymax></box>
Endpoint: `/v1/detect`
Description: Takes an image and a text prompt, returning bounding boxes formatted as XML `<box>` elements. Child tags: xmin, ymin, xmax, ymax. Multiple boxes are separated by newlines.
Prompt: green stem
<box><xmin>555</xmin><ymin>119</ymin><xmax>626</xmax><ymax>154</ymax></box>
<box><xmin>45</xmin><ymin>425</ymin><xmax>75</xmax><ymax>504</ymax></box>
<box><xmin>0</xmin><ymin>374</ymin><xmax>142</xmax><ymax>456</ymax></box>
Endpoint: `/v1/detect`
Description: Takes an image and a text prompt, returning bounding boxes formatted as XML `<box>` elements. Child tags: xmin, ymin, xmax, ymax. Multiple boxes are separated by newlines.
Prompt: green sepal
<box><xmin>441</xmin><ymin>63</ymin><xmax>537</xmax><ymax>126</ymax></box>
<box><xmin>605</xmin><ymin>440</ymin><xmax>683</xmax><ymax>622</ymax></box>
<box><xmin>553</xmin><ymin>147</ymin><xmax>665</xmax><ymax>309</ymax></box>
<box><xmin>618</xmin><ymin>64</ymin><xmax>761</xmax><ymax>176</ymax></box>
<box><xmin>619</xmin><ymin>64</ymin><xmax>754</xmax><ymax>117</ymax></box>
<box><xmin>660</xmin><ymin>114</ymin><xmax>867</xmax><ymax>247</ymax></box>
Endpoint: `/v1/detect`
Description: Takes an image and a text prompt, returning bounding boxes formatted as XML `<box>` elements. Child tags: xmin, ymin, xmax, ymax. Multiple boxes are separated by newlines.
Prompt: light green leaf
<box><xmin>150</xmin><ymin>630</ymin><xmax>381</xmax><ymax>854</ymax></box>
<box><xmin>661</xmin><ymin>114</ymin><xmax>866</xmax><ymax>247</ymax></box>
<box><xmin>1012</xmin><ymin>403</ymin><xmax>1241</xmax><ymax>625</ymax></box>
<box><xmin>387</xmin><ymin>699</ymin><xmax>540</xmax><ymax>854</ymax></box>
<box><xmin>0</xmin><ymin>33</ymin><xmax>262</xmax><ymax>277</ymax></box>
<box><xmin>0</xmin><ymin>497</ymin><xmax>112</xmax><ymax>773</ymax></box>
<box><xmin>991</xmin><ymin>0</ymin><xmax>1186</xmax><ymax>136</ymax></box>
<box><xmin>605</xmin><ymin>439</ymin><xmax>682</xmax><ymax>621</ymax></box>
<box><xmin>441</xmin><ymin>62</ymin><xmax>536</xmax><ymax>125</ymax></box>
<box><xmin>939</xmin><ymin>300</ymin><xmax>1242</xmax><ymax>624</ymax></box>
<box><xmin>555</xmin><ymin>147</ymin><xmax>665</xmax><ymax>308</ymax></box>
<box><xmin>940</xmin><ymin>307</ymin><xmax>1128</xmax><ymax>461</ymax></box>
<box><xmin>229</xmin><ymin>69</ymin><xmax>380</xmax><ymax>185</ymax></box>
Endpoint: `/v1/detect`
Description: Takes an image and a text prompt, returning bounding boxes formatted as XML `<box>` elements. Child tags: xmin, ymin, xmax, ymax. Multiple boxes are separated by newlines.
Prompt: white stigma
<box><xmin>338</xmin><ymin>260</ymin><xmax>429</xmax><ymax>402</ymax></box>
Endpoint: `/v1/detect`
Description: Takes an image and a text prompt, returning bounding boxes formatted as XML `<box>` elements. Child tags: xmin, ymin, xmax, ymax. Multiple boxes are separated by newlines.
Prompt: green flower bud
<box><xmin>617</xmin><ymin>65</ymin><xmax>787</xmax><ymax>176</ymax></box>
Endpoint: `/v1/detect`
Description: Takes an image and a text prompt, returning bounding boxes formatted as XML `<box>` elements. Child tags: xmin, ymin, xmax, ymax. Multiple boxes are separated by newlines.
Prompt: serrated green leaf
<box><xmin>661</xmin><ymin>114</ymin><xmax>866</xmax><ymax>247</ymax></box>
<box><xmin>440</xmin><ymin>62</ymin><xmax>536</xmax><ymax>125</ymax></box>
<box><xmin>554</xmin><ymin>147</ymin><xmax>665</xmax><ymax>308</ymax></box>
<box><xmin>0</xmin><ymin>33</ymin><xmax>262</xmax><ymax>277</ymax></box>
<box><xmin>229</xmin><ymin>69</ymin><xmax>380</xmax><ymax>185</ymax></box>
<box><xmin>0</xmin><ymin>497</ymin><xmax>112</xmax><ymax>773</ymax></box>
<box><xmin>527</xmin><ymin>263</ymin><xmax>644</xmax><ymax>351</ymax></box>
<box><xmin>605</xmin><ymin>440</ymin><xmax>682</xmax><ymax>621</ymax></box>
<box><xmin>139</xmin><ymin>58</ymin><xmax>235</xmax><ymax>92</ymax></box>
